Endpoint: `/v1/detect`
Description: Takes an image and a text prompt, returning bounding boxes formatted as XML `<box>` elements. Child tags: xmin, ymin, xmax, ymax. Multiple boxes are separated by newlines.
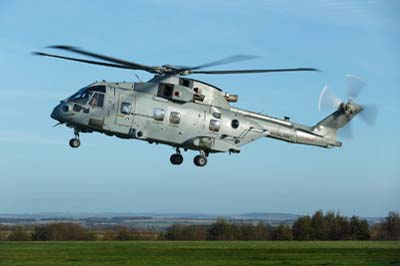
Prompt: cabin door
<box><xmin>115</xmin><ymin>94</ymin><xmax>135</xmax><ymax>127</ymax></box>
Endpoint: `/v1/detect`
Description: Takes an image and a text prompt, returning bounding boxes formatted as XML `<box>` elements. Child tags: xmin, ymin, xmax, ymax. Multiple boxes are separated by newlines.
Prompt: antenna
<box><xmin>135</xmin><ymin>74</ymin><xmax>143</xmax><ymax>82</ymax></box>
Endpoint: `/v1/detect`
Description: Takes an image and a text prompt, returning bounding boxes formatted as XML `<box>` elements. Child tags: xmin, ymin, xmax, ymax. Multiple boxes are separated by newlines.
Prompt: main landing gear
<box><xmin>69</xmin><ymin>129</ymin><xmax>80</xmax><ymax>148</ymax></box>
<box><xmin>170</xmin><ymin>148</ymin><xmax>184</xmax><ymax>165</ymax></box>
<box><xmin>170</xmin><ymin>149</ymin><xmax>208</xmax><ymax>167</ymax></box>
<box><xmin>193</xmin><ymin>150</ymin><xmax>208</xmax><ymax>167</ymax></box>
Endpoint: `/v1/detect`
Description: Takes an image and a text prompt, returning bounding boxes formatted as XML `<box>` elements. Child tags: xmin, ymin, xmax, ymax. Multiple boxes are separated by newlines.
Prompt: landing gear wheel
<box><xmin>194</xmin><ymin>155</ymin><xmax>207</xmax><ymax>167</ymax></box>
<box><xmin>170</xmin><ymin>154</ymin><xmax>183</xmax><ymax>165</ymax></box>
<box><xmin>69</xmin><ymin>138</ymin><xmax>80</xmax><ymax>148</ymax></box>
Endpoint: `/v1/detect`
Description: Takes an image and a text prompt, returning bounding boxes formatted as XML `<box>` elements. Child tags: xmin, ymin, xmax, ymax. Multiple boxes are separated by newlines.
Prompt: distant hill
<box><xmin>0</xmin><ymin>212</ymin><xmax>383</xmax><ymax>229</ymax></box>
<box><xmin>231</xmin><ymin>212</ymin><xmax>300</xmax><ymax>220</ymax></box>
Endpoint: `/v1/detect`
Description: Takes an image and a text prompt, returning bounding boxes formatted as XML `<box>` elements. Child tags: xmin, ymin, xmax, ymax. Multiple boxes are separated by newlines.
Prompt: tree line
<box><xmin>1</xmin><ymin>223</ymin><xmax>159</xmax><ymax>241</ymax></box>
<box><xmin>2</xmin><ymin>210</ymin><xmax>399</xmax><ymax>241</ymax></box>
<box><xmin>165</xmin><ymin>210</ymin><xmax>399</xmax><ymax>241</ymax></box>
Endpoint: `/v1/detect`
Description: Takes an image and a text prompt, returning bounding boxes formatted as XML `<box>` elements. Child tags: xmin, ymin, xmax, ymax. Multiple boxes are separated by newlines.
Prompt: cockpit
<box><xmin>51</xmin><ymin>84</ymin><xmax>108</xmax><ymax>125</ymax></box>
<box><xmin>68</xmin><ymin>85</ymin><xmax>106</xmax><ymax>107</ymax></box>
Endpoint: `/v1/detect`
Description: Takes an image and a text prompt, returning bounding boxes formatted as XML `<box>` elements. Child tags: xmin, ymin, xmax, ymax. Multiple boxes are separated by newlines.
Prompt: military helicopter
<box><xmin>34</xmin><ymin>45</ymin><xmax>376</xmax><ymax>167</ymax></box>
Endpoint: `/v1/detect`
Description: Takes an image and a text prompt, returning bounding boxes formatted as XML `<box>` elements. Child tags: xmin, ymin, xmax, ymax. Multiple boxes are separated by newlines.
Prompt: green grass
<box><xmin>0</xmin><ymin>241</ymin><xmax>399</xmax><ymax>266</ymax></box>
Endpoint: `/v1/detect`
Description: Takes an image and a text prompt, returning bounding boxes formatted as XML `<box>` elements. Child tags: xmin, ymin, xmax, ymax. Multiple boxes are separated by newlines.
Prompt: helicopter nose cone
<box><xmin>51</xmin><ymin>104</ymin><xmax>62</xmax><ymax>122</ymax></box>
<box><xmin>51</xmin><ymin>103</ymin><xmax>70</xmax><ymax>122</ymax></box>
<box><xmin>51</xmin><ymin>105</ymin><xmax>61</xmax><ymax>121</ymax></box>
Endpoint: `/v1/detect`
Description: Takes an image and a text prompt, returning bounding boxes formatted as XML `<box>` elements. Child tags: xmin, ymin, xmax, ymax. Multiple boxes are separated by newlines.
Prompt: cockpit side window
<box><xmin>89</xmin><ymin>93</ymin><xmax>105</xmax><ymax>108</ymax></box>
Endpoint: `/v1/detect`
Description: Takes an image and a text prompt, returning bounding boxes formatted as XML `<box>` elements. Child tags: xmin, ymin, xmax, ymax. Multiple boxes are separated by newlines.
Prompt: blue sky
<box><xmin>0</xmin><ymin>0</ymin><xmax>399</xmax><ymax>217</ymax></box>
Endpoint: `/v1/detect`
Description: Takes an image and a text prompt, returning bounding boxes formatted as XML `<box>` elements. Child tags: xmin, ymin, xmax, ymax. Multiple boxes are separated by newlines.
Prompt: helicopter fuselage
<box><xmin>35</xmin><ymin>45</ymin><xmax>366</xmax><ymax>166</ymax></box>
<box><xmin>51</xmin><ymin>75</ymin><xmax>350</xmax><ymax>167</ymax></box>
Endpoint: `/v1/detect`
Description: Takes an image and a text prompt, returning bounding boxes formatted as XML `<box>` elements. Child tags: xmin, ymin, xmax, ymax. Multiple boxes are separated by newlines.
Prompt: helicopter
<box><xmin>34</xmin><ymin>45</ymin><xmax>376</xmax><ymax>167</ymax></box>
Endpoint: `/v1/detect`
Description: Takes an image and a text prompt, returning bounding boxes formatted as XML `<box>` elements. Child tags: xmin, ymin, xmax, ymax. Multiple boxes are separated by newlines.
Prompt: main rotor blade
<box><xmin>48</xmin><ymin>45</ymin><xmax>158</xmax><ymax>73</ymax></box>
<box><xmin>189</xmin><ymin>55</ymin><xmax>260</xmax><ymax>70</ymax></box>
<box><xmin>346</xmin><ymin>74</ymin><xmax>365</xmax><ymax>99</ymax></box>
<box><xmin>191</xmin><ymin>68</ymin><xmax>319</xmax><ymax>75</ymax></box>
<box><xmin>32</xmin><ymin>52</ymin><xmax>133</xmax><ymax>70</ymax></box>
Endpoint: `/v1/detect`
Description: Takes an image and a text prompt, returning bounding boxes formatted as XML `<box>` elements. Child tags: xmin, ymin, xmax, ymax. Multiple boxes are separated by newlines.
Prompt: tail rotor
<box><xmin>317</xmin><ymin>74</ymin><xmax>378</xmax><ymax>139</ymax></box>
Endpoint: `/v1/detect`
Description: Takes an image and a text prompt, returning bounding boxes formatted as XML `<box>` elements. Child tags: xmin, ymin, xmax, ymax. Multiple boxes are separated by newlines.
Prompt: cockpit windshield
<box><xmin>68</xmin><ymin>85</ymin><xmax>106</xmax><ymax>104</ymax></box>
<box><xmin>69</xmin><ymin>89</ymin><xmax>92</xmax><ymax>103</ymax></box>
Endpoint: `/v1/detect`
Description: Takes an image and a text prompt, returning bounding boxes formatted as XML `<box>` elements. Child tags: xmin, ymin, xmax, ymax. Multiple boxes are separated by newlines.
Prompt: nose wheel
<box><xmin>69</xmin><ymin>138</ymin><xmax>80</xmax><ymax>148</ymax></box>
<box><xmin>170</xmin><ymin>148</ymin><xmax>183</xmax><ymax>165</ymax></box>
<box><xmin>69</xmin><ymin>129</ymin><xmax>81</xmax><ymax>148</ymax></box>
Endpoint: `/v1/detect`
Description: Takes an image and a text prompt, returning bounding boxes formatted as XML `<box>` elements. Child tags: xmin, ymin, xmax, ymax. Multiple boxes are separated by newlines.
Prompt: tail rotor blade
<box><xmin>359</xmin><ymin>104</ymin><xmax>378</xmax><ymax>127</ymax></box>
<box><xmin>338</xmin><ymin>123</ymin><xmax>353</xmax><ymax>140</ymax></box>
<box><xmin>318</xmin><ymin>85</ymin><xmax>342</xmax><ymax>112</ymax></box>
<box><xmin>346</xmin><ymin>74</ymin><xmax>365</xmax><ymax>99</ymax></box>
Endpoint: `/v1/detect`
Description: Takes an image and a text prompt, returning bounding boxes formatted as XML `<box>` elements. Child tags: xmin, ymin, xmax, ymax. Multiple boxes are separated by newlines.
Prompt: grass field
<box><xmin>0</xmin><ymin>241</ymin><xmax>399</xmax><ymax>266</ymax></box>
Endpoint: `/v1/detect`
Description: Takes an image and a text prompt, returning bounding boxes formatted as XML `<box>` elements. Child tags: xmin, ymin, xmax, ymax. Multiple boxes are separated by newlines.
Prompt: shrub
<box><xmin>7</xmin><ymin>227</ymin><xmax>31</xmax><ymax>241</ymax></box>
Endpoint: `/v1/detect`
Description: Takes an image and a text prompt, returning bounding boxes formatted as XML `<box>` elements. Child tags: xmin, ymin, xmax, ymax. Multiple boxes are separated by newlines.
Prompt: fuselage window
<box><xmin>212</xmin><ymin>112</ymin><xmax>221</xmax><ymax>119</ymax></box>
<box><xmin>154</xmin><ymin>108</ymin><xmax>165</xmax><ymax>121</ymax></box>
<box><xmin>163</xmin><ymin>85</ymin><xmax>173</xmax><ymax>98</ymax></box>
<box><xmin>179</xmin><ymin>79</ymin><xmax>191</xmax><ymax>87</ymax></box>
<box><xmin>157</xmin><ymin>83</ymin><xmax>175</xmax><ymax>99</ymax></box>
<box><xmin>89</xmin><ymin>93</ymin><xmax>105</xmax><ymax>108</ymax></box>
<box><xmin>209</xmin><ymin>119</ymin><xmax>221</xmax><ymax>132</ymax></box>
<box><xmin>231</xmin><ymin>119</ymin><xmax>239</xmax><ymax>129</ymax></box>
<box><xmin>120</xmin><ymin>102</ymin><xmax>132</xmax><ymax>115</ymax></box>
<box><xmin>169</xmin><ymin>112</ymin><xmax>181</xmax><ymax>124</ymax></box>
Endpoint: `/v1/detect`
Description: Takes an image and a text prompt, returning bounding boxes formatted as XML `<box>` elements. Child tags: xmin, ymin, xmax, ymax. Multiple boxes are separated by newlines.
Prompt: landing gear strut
<box><xmin>69</xmin><ymin>129</ymin><xmax>80</xmax><ymax>148</ymax></box>
<box><xmin>170</xmin><ymin>148</ymin><xmax>183</xmax><ymax>165</ymax></box>
<box><xmin>193</xmin><ymin>150</ymin><xmax>208</xmax><ymax>167</ymax></box>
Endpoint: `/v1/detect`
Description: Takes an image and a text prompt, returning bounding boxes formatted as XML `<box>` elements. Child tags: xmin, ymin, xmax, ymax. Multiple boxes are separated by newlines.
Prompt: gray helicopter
<box><xmin>34</xmin><ymin>45</ymin><xmax>376</xmax><ymax>167</ymax></box>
